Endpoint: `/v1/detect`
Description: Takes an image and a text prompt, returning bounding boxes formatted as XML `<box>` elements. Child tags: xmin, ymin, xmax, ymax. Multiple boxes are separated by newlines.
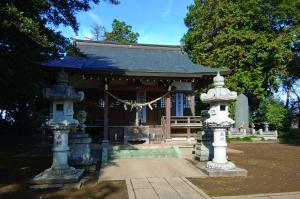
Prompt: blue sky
<box><xmin>56</xmin><ymin>0</ymin><xmax>194</xmax><ymax>45</ymax></box>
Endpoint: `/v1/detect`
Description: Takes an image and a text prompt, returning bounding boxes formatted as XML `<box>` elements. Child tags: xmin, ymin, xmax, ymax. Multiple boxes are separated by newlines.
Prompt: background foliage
<box><xmin>257</xmin><ymin>97</ymin><xmax>291</xmax><ymax>131</ymax></box>
<box><xmin>0</xmin><ymin>0</ymin><xmax>118</xmax><ymax>134</ymax></box>
<box><xmin>90</xmin><ymin>19</ymin><xmax>140</xmax><ymax>43</ymax></box>
<box><xmin>104</xmin><ymin>19</ymin><xmax>139</xmax><ymax>43</ymax></box>
<box><xmin>183</xmin><ymin>0</ymin><xmax>300</xmax><ymax>114</ymax></box>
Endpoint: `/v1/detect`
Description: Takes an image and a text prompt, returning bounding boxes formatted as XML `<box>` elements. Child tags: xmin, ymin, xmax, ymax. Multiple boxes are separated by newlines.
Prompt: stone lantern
<box><xmin>200</xmin><ymin>72</ymin><xmax>247</xmax><ymax>176</ymax></box>
<box><xmin>32</xmin><ymin>71</ymin><xmax>85</xmax><ymax>188</ymax></box>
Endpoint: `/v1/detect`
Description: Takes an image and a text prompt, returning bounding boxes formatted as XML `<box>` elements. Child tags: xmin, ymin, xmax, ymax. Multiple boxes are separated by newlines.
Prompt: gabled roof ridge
<box><xmin>72</xmin><ymin>38</ymin><xmax>182</xmax><ymax>51</ymax></box>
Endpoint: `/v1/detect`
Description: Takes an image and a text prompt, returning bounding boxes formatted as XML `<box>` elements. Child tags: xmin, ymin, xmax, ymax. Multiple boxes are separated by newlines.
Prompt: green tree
<box><xmin>257</xmin><ymin>97</ymin><xmax>291</xmax><ymax>131</ymax></box>
<box><xmin>183</xmin><ymin>0</ymin><xmax>300</xmax><ymax>110</ymax></box>
<box><xmin>0</xmin><ymin>0</ymin><xmax>119</xmax><ymax>134</ymax></box>
<box><xmin>105</xmin><ymin>19</ymin><xmax>139</xmax><ymax>43</ymax></box>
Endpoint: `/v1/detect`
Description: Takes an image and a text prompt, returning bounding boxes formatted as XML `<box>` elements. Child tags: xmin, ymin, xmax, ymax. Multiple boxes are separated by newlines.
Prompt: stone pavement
<box><xmin>98</xmin><ymin>157</ymin><xmax>300</xmax><ymax>199</ymax></box>
<box><xmin>126</xmin><ymin>177</ymin><xmax>211</xmax><ymax>199</ymax></box>
<box><xmin>99</xmin><ymin>158</ymin><xmax>206</xmax><ymax>181</ymax></box>
<box><xmin>126</xmin><ymin>177</ymin><xmax>300</xmax><ymax>199</ymax></box>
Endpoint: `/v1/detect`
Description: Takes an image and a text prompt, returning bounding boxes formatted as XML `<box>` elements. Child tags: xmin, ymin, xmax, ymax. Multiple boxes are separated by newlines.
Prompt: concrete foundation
<box><xmin>197</xmin><ymin>163</ymin><xmax>247</xmax><ymax>177</ymax></box>
<box><xmin>32</xmin><ymin>168</ymin><xmax>85</xmax><ymax>184</ymax></box>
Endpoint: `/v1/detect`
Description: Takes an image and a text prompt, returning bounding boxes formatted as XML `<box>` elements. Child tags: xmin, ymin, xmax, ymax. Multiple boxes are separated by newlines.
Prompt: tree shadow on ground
<box><xmin>0</xmin><ymin>179</ymin><xmax>128</xmax><ymax>199</ymax></box>
<box><xmin>0</xmin><ymin>143</ymin><xmax>128</xmax><ymax>199</ymax></box>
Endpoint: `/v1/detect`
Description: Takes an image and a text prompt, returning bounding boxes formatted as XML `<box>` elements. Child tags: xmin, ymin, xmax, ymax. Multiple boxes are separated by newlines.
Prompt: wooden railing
<box><xmin>161</xmin><ymin>116</ymin><xmax>203</xmax><ymax>128</ymax></box>
<box><xmin>161</xmin><ymin>116</ymin><xmax>203</xmax><ymax>139</ymax></box>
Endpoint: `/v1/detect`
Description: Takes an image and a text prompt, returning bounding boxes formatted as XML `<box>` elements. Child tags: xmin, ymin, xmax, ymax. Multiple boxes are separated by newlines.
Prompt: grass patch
<box><xmin>278</xmin><ymin>129</ymin><xmax>300</xmax><ymax>145</ymax></box>
<box><xmin>227</xmin><ymin>136</ymin><xmax>256</xmax><ymax>143</ymax></box>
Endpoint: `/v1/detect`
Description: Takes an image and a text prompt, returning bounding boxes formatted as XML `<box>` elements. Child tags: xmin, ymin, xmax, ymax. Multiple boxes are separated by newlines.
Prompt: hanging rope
<box><xmin>104</xmin><ymin>88</ymin><xmax>174</xmax><ymax>111</ymax></box>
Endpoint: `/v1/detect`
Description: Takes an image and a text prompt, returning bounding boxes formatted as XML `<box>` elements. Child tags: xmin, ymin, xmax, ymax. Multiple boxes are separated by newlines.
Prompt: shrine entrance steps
<box><xmin>111</xmin><ymin>145</ymin><xmax>179</xmax><ymax>159</ymax></box>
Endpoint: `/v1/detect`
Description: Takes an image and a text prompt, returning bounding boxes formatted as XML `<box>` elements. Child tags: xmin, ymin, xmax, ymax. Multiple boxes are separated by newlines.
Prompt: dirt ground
<box><xmin>0</xmin><ymin>179</ymin><xmax>128</xmax><ymax>199</ymax></box>
<box><xmin>2</xmin><ymin>142</ymin><xmax>300</xmax><ymax>198</ymax></box>
<box><xmin>0</xmin><ymin>144</ymin><xmax>128</xmax><ymax>199</ymax></box>
<box><xmin>189</xmin><ymin>142</ymin><xmax>300</xmax><ymax>197</ymax></box>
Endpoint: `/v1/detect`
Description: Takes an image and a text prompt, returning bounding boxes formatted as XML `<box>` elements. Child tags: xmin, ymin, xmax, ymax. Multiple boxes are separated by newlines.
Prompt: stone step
<box><xmin>113</xmin><ymin>149</ymin><xmax>176</xmax><ymax>154</ymax></box>
<box><xmin>111</xmin><ymin>148</ymin><xmax>179</xmax><ymax>159</ymax></box>
<box><xmin>111</xmin><ymin>154</ymin><xmax>177</xmax><ymax>159</ymax></box>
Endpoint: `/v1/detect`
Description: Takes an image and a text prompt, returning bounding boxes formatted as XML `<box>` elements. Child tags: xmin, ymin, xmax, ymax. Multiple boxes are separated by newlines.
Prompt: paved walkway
<box><xmin>99</xmin><ymin>158</ymin><xmax>206</xmax><ymax>181</ymax></box>
<box><xmin>126</xmin><ymin>177</ymin><xmax>300</xmax><ymax>199</ymax></box>
<box><xmin>98</xmin><ymin>157</ymin><xmax>300</xmax><ymax>199</ymax></box>
<box><xmin>126</xmin><ymin>177</ymin><xmax>210</xmax><ymax>199</ymax></box>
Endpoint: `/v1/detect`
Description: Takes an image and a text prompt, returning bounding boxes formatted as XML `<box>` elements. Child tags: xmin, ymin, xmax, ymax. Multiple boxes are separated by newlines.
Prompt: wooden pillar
<box><xmin>103</xmin><ymin>84</ymin><xmax>109</xmax><ymax>141</ymax></box>
<box><xmin>165</xmin><ymin>93</ymin><xmax>171</xmax><ymax>139</ymax></box>
<box><xmin>189</xmin><ymin>94</ymin><xmax>195</xmax><ymax>116</ymax></box>
<box><xmin>187</xmin><ymin>128</ymin><xmax>191</xmax><ymax>138</ymax></box>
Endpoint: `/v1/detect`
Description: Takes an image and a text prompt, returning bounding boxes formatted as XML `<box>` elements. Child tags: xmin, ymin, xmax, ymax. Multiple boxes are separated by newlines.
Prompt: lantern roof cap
<box><xmin>200</xmin><ymin>72</ymin><xmax>237</xmax><ymax>103</ymax></box>
<box><xmin>43</xmin><ymin>71</ymin><xmax>84</xmax><ymax>101</ymax></box>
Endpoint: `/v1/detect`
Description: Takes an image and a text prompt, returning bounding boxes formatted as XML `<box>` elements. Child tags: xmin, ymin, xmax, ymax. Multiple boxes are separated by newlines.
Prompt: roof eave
<box><xmin>42</xmin><ymin>65</ymin><xmax>230</xmax><ymax>77</ymax></box>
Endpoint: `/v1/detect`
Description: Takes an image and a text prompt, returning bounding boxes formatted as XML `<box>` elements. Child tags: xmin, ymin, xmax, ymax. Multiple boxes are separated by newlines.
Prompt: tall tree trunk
<box><xmin>286</xmin><ymin>84</ymin><xmax>291</xmax><ymax>108</ymax></box>
<box><xmin>298</xmin><ymin>100</ymin><xmax>300</xmax><ymax>129</ymax></box>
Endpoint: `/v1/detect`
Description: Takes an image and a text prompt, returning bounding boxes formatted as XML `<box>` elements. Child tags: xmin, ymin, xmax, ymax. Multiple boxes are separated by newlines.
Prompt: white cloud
<box><xmin>88</xmin><ymin>11</ymin><xmax>103</xmax><ymax>25</ymax></box>
<box><xmin>159</xmin><ymin>0</ymin><xmax>173</xmax><ymax>17</ymax></box>
<box><xmin>76</xmin><ymin>27</ymin><xmax>93</xmax><ymax>40</ymax></box>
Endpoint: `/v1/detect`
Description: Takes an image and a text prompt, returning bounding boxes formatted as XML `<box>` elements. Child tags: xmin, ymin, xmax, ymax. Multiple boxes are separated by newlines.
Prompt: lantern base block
<box><xmin>197</xmin><ymin>161</ymin><xmax>247</xmax><ymax>177</ymax></box>
<box><xmin>31</xmin><ymin>167</ymin><xmax>85</xmax><ymax>187</ymax></box>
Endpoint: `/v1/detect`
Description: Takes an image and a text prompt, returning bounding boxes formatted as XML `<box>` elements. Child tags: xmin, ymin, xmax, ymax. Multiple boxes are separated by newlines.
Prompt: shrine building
<box><xmin>44</xmin><ymin>39</ymin><xmax>227</xmax><ymax>144</ymax></box>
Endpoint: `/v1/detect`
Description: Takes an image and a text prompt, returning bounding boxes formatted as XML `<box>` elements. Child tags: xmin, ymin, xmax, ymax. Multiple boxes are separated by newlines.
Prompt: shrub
<box><xmin>258</xmin><ymin>97</ymin><xmax>291</xmax><ymax>131</ymax></box>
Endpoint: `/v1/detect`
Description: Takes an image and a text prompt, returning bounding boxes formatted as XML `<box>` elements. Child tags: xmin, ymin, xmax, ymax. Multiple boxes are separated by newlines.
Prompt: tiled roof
<box><xmin>44</xmin><ymin>39</ymin><xmax>225</xmax><ymax>76</ymax></box>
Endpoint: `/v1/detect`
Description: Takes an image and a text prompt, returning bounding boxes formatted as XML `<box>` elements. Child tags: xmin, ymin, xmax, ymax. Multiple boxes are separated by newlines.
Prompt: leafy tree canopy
<box><xmin>104</xmin><ymin>19</ymin><xmax>139</xmax><ymax>43</ymax></box>
<box><xmin>0</xmin><ymin>0</ymin><xmax>118</xmax><ymax>133</ymax></box>
<box><xmin>257</xmin><ymin>97</ymin><xmax>291</xmax><ymax>131</ymax></box>
<box><xmin>183</xmin><ymin>0</ymin><xmax>300</xmax><ymax>109</ymax></box>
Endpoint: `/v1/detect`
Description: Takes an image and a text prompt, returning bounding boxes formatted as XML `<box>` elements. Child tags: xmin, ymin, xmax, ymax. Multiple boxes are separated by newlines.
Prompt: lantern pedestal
<box><xmin>211</xmin><ymin>128</ymin><xmax>229</xmax><ymax>164</ymax></box>
<box><xmin>198</xmin><ymin>128</ymin><xmax>247</xmax><ymax>177</ymax></box>
<box><xmin>31</xmin><ymin>125</ymin><xmax>85</xmax><ymax>189</ymax></box>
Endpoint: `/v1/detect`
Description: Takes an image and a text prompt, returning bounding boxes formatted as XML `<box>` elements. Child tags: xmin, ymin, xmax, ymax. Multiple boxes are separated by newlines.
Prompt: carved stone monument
<box><xmin>69</xmin><ymin>110</ymin><xmax>94</xmax><ymax>166</ymax></box>
<box><xmin>31</xmin><ymin>71</ymin><xmax>85</xmax><ymax>188</ymax></box>
<box><xmin>234</xmin><ymin>94</ymin><xmax>249</xmax><ymax>130</ymax></box>
<box><xmin>198</xmin><ymin>72</ymin><xmax>247</xmax><ymax>177</ymax></box>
